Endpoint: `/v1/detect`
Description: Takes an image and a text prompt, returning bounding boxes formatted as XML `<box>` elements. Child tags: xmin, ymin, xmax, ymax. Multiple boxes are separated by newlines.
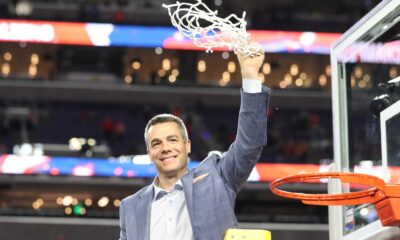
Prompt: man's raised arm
<box><xmin>218</xmin><ymin>48</ymin><xmax>271</xmax><ymax>193</ymax></box>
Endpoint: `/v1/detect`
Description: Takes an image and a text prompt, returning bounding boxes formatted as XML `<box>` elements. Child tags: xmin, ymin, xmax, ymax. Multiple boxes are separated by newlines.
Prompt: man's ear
<box><xmin>186</xmin><ymin>139</ymin><xmax>191</xmax><ymax>154</ymax></box>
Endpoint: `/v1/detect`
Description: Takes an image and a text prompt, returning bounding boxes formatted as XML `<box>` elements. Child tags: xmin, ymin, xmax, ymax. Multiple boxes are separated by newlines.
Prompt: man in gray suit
<box><xmin>119</xmin><ymin>49</ymin><xmax>270</xmax><ymax>240</ymax></box>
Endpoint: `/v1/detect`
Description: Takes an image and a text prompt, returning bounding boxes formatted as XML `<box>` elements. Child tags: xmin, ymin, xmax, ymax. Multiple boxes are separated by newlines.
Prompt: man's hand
<box><xmin>237</xmin><ymin>48</ymin><xmax>265</xmax><ymax>80</ymax></box>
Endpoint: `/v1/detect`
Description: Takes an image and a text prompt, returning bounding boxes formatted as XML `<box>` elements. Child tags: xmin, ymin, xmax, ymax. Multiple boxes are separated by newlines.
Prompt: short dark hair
<box><xmin>144</xmin><ymin>114</ymin><xmax>188</xmax><ymax>149</ymax></box>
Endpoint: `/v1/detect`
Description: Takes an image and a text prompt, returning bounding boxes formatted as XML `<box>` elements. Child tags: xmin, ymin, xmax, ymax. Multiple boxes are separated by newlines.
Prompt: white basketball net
<box><xmin>162</xmin><ymin>0</ymin><xmax>263</xmax><ymax>56</ymax></box>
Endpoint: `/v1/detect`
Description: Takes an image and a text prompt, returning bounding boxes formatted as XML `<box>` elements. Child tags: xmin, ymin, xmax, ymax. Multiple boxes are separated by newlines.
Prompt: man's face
<box><xmin>147</xmin><ymin>122</ymin><xmax>191</xmax><ymax>178</ymax></box>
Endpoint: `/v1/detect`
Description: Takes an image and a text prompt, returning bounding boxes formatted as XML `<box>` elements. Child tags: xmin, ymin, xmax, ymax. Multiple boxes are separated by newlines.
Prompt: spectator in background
<box><xmin>114</xmin><ymin>120</ymin><xmax>127</xmax><ymax>140</ymax></box>
<box><xmin>101</xmin><ymin>116</ymin><xmax>114</xmax><ymax>143</ymax></box>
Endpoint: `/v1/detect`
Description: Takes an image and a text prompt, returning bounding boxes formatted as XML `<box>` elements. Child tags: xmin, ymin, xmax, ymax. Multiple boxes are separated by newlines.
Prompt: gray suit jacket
<box><xmin>119</xmin><ymin>87</ymin><xmax>270</xmax><ymax>240</ymax></box>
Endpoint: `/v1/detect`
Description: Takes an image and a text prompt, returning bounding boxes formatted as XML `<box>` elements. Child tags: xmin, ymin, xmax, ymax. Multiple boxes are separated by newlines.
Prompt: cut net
<box><xmin>162</xmin><ymin>0</ymin><xmax>263</xmax><ymax>56</ymax></box>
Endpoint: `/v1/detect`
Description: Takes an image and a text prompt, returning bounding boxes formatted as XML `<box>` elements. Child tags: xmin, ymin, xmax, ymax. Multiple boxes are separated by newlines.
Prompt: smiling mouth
<box><xmin>160</xmin><ymin>156</ymin><xmax>177</xmax><ymax>162</ymax></box>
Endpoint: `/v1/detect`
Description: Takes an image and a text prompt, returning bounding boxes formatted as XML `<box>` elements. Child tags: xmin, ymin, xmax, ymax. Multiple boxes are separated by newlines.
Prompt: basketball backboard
<box><xmin>330</xmin><ymin>0</ymin><xmax>400</xmax><ymax>239</ymax></box>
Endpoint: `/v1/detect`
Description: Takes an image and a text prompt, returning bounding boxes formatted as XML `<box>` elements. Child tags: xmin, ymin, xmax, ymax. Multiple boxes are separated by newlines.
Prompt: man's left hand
<box><xmin>237</xmin><ymin>47</ymin><xmax>265</xmax><ymax>80</ymax></box>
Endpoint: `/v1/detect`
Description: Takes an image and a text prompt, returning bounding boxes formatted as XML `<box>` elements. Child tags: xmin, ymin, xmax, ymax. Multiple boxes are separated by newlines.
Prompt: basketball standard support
<box><xmin>329</xmin><ymin>0</ymin><xmax>400</xmax><ymax>239</ymax></box>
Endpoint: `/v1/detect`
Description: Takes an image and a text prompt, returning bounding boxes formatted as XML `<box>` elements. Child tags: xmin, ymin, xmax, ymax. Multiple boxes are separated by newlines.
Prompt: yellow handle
<box><xmin>224</xmin><ymin>229</ymin><xmax>271</xmax><ymax>240</ymax></box>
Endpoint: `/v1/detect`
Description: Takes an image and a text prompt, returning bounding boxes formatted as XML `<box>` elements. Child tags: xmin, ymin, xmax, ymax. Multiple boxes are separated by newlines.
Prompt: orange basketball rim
<box><xmin>269</xmin><ymin>172</ymin><xmax>400</xmax><ymax>227</ymax></box>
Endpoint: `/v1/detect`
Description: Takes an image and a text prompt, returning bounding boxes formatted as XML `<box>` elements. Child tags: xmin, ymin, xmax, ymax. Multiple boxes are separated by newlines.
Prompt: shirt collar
<box><xmin>152</xmin><ymin>177</ymin><xmax>184</xmax><ymax>201</ymax></box>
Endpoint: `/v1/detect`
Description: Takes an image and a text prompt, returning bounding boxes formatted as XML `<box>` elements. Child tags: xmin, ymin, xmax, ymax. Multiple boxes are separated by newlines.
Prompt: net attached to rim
<box><xmin>162</xmin><ymin>0</ymin><xmax>263</xmax><ymax>56</ymax></box>
<box><xmin>270</xmin><ymin>172</ymin><xmax>400</xmax><ymax>226</ymax></box>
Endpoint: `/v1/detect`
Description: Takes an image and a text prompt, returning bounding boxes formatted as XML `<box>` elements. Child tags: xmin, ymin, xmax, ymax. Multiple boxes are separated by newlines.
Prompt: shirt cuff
<box><xmin>242</xmin><ymin>78</ymin><xmax>262</xmax><ymax>93</ymax></box>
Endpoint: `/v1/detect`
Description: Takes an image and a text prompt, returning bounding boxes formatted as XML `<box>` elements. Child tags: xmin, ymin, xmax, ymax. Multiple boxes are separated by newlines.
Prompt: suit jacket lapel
<box><xmin>136</xmin><ymin>186</ymin><xmax>153</xmax><ymax>240</ymax></box>
<box><xmin>182</xmin><ymin>173</ymin><xmax>194</xmax><ymax>223</ymax></box>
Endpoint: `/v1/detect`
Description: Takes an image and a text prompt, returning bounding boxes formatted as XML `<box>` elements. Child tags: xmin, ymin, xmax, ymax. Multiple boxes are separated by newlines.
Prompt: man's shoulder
<box><xmin>195</xmin><ymin>153</ymin><xmax>220</xmax><ymax>167</ymax></box>
<box><xmin>190</xmin><ymin>152</ymin><xmax>226</xmax><ymax>174</ymax></box>
<box><xmin>121</xmin><ymin>184</ymin><xmax>153</xmax><ymax>204</ymax></box>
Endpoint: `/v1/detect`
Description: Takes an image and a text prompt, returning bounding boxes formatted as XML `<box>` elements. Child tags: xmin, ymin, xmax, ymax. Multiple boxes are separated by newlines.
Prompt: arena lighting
<box><xmin>28</xmin><ymin>64</ymin><xmax>37</xmax><ymax>77</ymax></box>
<box><xmin>197</xmin><ymin>60</ymin><xmax>206</xmax><ymax>72</ymax></box>
<box><xmin>30</xmin><ymin>53</ymin><xmax>39</xmax><ymax>65</ymax></box>
<box><xmin>219</xmin><ymin>79</ymin><xmax>227</xmax><ymax>86</ymax></box>
<box><xmin>389</xmin><ymin>66</ymin><xmax>398</xmax><ymax>78</ymax></box>
<box><xmin>283</xmin><ymin>75</ymin><xmax>292</xmax><ymax>85</ymax></box>
<box><xmin>222</xmin><ymin>71</ymin><xmax>230</xmax><ymax>83</ymax></box>
<box><xmin>299</xmin><ymin>32</ymin><xmax>317</xmax><ymax>47</ymax></box>
<box><xmin>158</xmin><ymin>69</ymin><xmax>166</xmax><ymax>77</ymax></box>
<box><xmin>221</xmin><ymin>51</ymin><xmax>230</xmax><ymax>59</ymax></box>
<box><xmin>1</xmin><ymin>63</ymin><xmax>10</xmax><ymax>77</ymax></box>
<box><xmin>295</xmin><ymin>78</ymin><xmax>303</xmax><ymax>87</ymax></box>
<box><xmin>355</xmin><ymin>66</ymin><xmax>363</xmax><ymax>78</ymax></box>
<box><xmin>32</xmin><ymin>199</ymin><xmax>43</xmax><ymax>210</ymax></box>
<box><xmin>71</xmin><ymin>198</ymin><xmax>78</xmax><ymax>205</ymax></box>
<box><xmin>13</xmin><ymin>143</ymin><xmax>44</xmax><ymax>156</ymax></box>
<box><xmin>113</xmin><ymin>199</ymin><xmax>121</xmax><ymax>207</ymax></box>
<box><xmin>67</xmin><ymin>138</ymin><xmax>106</xmax><ymax>157</ymax></box>
<box><xmin>262</xmin><ymin>63</ymin><xmax>271</xmax><ymax>75</ymax></box>
<box><xmin>64</xmin><ymin>207</ymin><xmax>72</xmax><ymax>215</ymax></box>
<box><xmin>56</xmin><ymin>197</ymin><xmax>63</xmax><ymax>205</ymax></box>
<box><xmin>72</xmin><ymin>203</ymin><xmax>86</xmax><ymax>216</ymax></box>
<box><xmin>171</xmin><ymin>69</ymin><xmax>179</xmax><ymax>76</ymax></box>
<box><xmin>154</xmin><ymin>47</ymin><xmax>163</xmax><ymax>55</ymax></box>
<box><xmin>36</xmin><ymin>198</ymin><xmax>43</xmax><ymax>205</ymax></box>
<box><xmin>62</xmin><ymin>196</ymin><xmax>73</xmax><ymax>206</ymax></box>
<box><xmin>290</xmin><ymin>64</ymin><xmax>299</xmax><ymax>76</ymax></box>
<box><xmin>319</xmin><ymin>74</ymin><xmax>328</xmax><ymax>86</ymax></box>
<box><xmin>227</xmin><ymin>61</ymin><xmax>236</xmax><ymax>73</ymax></box>
<box><xmin>162</xmin><ymin>58</ymin><xmax>171</xmax><ymax>71</ymax></box>
<box><xmin>124</xmin><ymin>75</ymin><xmax>133</xmax><ymax>84</ymax></box>
<box><xmin>214</xmin><ymin>0</ymin><xmax>222</xmax><ymax>7</ymax></box>
<box><xmin>84</xmin><ymin>198</ymin><xmax>93</xmax><ymax>207</ymax></box>
<box><xmin>363</xmin><ymin>74</ymin><xmax>371</xmax><ymax>82</ymax></box>
<box><xmin>325</xmin><ymin>65</ymin><xmax>331</xmax><ymax>76</ymax></box>
<box><xmin>351</xmin><ymin>76</ymin><xmax>356</xmax><ymax>87</ymax></box>
<box><xmin>358</xmin><ymin>80</ymin><xmax>367</xmax><ymax>88</ymax></box>
<box><xmin>32</xmin><ymin>201</ymin><xmax>40</xmax><ymax>210</ymax></box>
<box><xmin>87</xmin><ymin>138</ymin><xmax>96</xmax><ymax>147</ymax></box>
<box><xmin>3</xmin><ymin>52</ymin><xmax>12</xmax><ymax>61</ymax></box>
<box><xmin>15</xmin><ymin>1</ymin><xmax>33</xmax><ymax>16</ymax></box>
<box><xmin>98</xmin><ymin>197</ymin><xmax>109</xmax><ymax>208</ymax></box>
<box><xmin>168</xmin><ymin>74</ymin><xmax>177</xmax><ymax>83</ymax></box>
<box><xmin>131</xmin><ymin>61</ymin><xmax>141</xmax><ymax>70</ymax></box>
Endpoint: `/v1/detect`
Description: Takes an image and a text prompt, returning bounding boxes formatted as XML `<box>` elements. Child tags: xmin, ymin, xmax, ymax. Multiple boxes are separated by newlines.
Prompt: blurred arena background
<box><xmin>0</xmin><ymin>0</ymin><xmax>386</xmax><ymax>239</ymax></box>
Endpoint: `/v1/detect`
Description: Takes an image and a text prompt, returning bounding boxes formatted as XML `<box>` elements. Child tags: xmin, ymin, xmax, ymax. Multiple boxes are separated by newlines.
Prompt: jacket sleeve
<box><xmin>217</xmin><ymin>86</ymin><xmax>271</xmax><ymax>193</ymax></box>
<box><xmin>119</xmin><ymin>199</ymin><xmax>127</xmax><ymax>240</ymax></box>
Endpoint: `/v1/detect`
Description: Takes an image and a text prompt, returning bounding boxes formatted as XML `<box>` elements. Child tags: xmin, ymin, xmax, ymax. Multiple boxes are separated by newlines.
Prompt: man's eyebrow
<box><xmin>167</xmin><ymin>134</ymin><xmax>179</xmax><ymax>139</ymax></box>
<box><xmin>149</xmin><ymin>135</ymin><xmax>180</xmax><ymax>145</ymax></box>
<box><xmin>150</xmin><ymin>138</ymin><xmax>161</xmax><ymax>145</ymax></box>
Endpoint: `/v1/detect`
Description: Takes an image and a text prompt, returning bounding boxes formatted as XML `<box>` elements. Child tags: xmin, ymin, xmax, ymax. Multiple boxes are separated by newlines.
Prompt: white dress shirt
<box><xmin>243</xmin><ymin>78</ymin><xmax>262</xmax><ymax>93</ymax></box>
<box><xmin>150</xmin><ymin>179</ymin><xmax>194</xmax><ymax>240</ymax></box>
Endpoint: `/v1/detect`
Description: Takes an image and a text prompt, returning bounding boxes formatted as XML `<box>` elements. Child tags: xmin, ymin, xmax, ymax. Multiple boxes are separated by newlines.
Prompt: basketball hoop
<box><xmin>270</xmin><ymin>172</ymin><xmax>400</xmax><ymax>227</ymax></box>
<box><xmin>162</xmin><ymin>0</ymin><xmax>263</xmax><ymax>57</ymax></box>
